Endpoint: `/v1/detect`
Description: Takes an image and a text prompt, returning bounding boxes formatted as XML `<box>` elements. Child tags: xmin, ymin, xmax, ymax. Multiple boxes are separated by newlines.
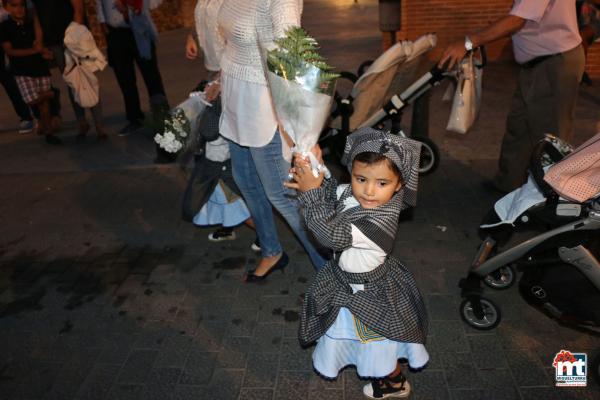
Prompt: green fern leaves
<box><xmin>267</xmin><ymin>27</ymin><xmax>339</xmax><ymax>94</ymax></box>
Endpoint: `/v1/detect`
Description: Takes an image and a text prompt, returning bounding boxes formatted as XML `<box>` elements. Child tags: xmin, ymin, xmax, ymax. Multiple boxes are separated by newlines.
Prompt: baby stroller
<box><xmin>319</xmin><ymin>34</ymin><xmax>485</xmax><ymax>175</ymax></box>
<box><xmin>459</xmin><ymin>134</ymin><xmax>600</xmax><ymax>336</ymax></box>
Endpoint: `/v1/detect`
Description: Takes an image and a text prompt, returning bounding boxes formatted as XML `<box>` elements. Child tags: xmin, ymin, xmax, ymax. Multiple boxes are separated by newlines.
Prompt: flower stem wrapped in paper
<box><xmin>263</xmin><ymin>27</ymin><xmax>339</xmax><ymax>177</ymax></box>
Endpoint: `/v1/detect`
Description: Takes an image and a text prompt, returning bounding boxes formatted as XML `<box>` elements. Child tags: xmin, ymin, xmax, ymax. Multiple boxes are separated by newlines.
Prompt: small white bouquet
<box><xmin>154</xmin><ymin>91</ymin><xmax>211</xmax><ymax>154</ymax></box>
<box><xmin>264</xmin><ymin>27</ymin><xmax>339</xmax><ymax>177</ymax></box>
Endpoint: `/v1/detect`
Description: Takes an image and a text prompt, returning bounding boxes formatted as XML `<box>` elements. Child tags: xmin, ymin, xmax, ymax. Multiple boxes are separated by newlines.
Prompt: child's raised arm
<box><xmin>297</xmin><ymin>177</ymin><xmax>353</xmax><ymax>252</ymax></box>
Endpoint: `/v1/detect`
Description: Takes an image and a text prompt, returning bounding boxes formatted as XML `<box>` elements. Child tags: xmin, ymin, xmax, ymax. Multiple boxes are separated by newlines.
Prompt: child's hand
<box><xmin>33</xmin><ymin>40</ymin><xmax>43</xmax><ymax>53</ymax></box>
<box><xmin>41</xmin><ymin>48</ymin><xmax>53</xmax><ymax>60</ymax></box>
<box><xmin>284</xmin><ymin>157</ymin><xmax>324</xmax><ymax>192</ymax></box>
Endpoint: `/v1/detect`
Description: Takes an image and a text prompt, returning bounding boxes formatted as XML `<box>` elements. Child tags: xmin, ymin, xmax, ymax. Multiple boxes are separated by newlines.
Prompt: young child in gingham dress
<box><xmin>286</xmin><ymin>127</ymin><xmax>429</xmax><ymax>399</ymax></box>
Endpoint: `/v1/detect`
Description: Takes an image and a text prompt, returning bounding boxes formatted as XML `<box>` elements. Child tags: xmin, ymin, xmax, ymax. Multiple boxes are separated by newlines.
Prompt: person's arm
<box><xmin>438</xmin><ymin>15</ymin><xmax>526</xmax><ymax>69</ymax></box>
<box><xmin>70</xmin><ymin>0</ymin><xmax>85</xmax><ymax>24</ymax></box>
<box><xmin>185</xmin><ymin>30</ymin><xmax>198</xmax><ymax>59</ymax></box>
<box><xmin>2</xmin><ymin>18</ymin><xmax>43</xmax><ymax>57</ymax></box>
<box><xmin>289</xmin><ymin>157</ymin><xmax>352</xmax><ymax>251</ymax></box>
<box><xmin>270</xmin><ymin>0</ymin><xmax>302</xmax><ymax>38</ymax></box>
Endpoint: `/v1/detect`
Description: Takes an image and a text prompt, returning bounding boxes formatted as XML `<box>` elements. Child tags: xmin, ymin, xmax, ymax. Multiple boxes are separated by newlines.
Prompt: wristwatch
<box><xmin>464</xmin><ymin>35</ymin><xmax>474</xmax><ymax>52</ymax></box>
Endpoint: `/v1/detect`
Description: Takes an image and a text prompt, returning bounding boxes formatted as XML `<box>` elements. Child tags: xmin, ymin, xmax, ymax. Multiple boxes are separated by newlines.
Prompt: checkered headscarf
<box><xmin>341</xmin><ymin>127</ymin><xmax>422</xmax><ymax>209</ymax></box>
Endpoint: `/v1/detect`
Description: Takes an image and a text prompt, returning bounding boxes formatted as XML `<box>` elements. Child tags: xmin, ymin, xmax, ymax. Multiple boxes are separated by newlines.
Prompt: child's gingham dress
<box><xmin>298</xmin><ymin>179</ymin><xmax>429</xmax><ymax>379</ymax></box>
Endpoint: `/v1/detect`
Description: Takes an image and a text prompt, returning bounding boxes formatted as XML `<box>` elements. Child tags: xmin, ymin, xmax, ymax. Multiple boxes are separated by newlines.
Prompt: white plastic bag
<box><xmin>446</xmin><ymin>52</ymin><xmax>482</xmax><ymax>134</ymax></box>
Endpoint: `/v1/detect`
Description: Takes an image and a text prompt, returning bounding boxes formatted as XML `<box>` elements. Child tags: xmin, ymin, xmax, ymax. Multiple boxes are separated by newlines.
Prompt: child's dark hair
<box><xmin>353</xmin><ymin>152</ymin><xmax>404</xmax><ymax>184</ymax></box>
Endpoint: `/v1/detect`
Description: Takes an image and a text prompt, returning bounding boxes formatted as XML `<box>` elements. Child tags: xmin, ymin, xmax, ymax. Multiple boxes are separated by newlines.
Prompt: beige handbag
<box><xmin>63</xmin><ymin>58</ymin><xmax>100</xmax><ymax>108</ymax></box>
<box><xmin>543</xmin><ymin>132</ymin><xmax>600</xmax><ymax>203</ymax></box>
<box><xmin>446</xmin><ymin>52</ymin><xmax>483</xmax><ymax>134</ymax></box>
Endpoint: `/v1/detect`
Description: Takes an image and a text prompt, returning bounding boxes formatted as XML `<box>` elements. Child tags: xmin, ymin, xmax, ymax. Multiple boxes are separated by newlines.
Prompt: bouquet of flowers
<box><xmin>154</xmin><ymin>91</ymin><xmax>211</xmax><ymax>155</ymax></box>
<box><xmin>264</xmin><ymin>27</ymin><xmax>339</xmax><ymax>176</ymax></box>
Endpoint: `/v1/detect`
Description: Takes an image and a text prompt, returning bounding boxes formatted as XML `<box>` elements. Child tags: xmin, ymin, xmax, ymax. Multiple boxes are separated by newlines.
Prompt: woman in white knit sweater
<box><xmin>205</xmin><ymin>0</ymin><xmax>326</xmax><ymax>279</ymax></box>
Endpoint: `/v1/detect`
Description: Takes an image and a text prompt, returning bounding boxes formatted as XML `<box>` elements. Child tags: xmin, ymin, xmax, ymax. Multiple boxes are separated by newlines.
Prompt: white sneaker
<box><xmin>18</xmin><ymin>120</ymin><xmax>34</xmax><ymax>134</ymax></box>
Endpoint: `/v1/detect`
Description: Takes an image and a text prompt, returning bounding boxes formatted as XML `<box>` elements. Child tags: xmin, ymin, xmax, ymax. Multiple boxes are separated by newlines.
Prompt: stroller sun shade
<box><xmin>544</xmin><ymin>132</ymin><xmax>600</xmax><ymax>203</ymax></box>
<box><xmin>329</xmin><ymin>34</ymin><xmax>437</xmax><ymax>132</ymax></box>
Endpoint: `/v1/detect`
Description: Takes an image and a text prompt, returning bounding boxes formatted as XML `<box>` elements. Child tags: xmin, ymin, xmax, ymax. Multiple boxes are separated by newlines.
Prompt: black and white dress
<box><xmin>298</xmin><ymin>178</ymin><xmax>429</xmax><ymax>379</ymax></box>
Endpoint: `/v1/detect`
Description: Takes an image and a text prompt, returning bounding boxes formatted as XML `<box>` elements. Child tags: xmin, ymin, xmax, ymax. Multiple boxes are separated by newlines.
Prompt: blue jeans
<box><xmin>229</xmin><ymin>132</ymin><xmax>326</xmax><ymax>270</ymax></box>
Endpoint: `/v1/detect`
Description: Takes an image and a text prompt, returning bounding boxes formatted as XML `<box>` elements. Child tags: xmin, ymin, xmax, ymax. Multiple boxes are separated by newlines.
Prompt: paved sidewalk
<box><xmin>1</xmin><ymin>1</ymin><xmax>599</xmax><ymax>399</ymax></box>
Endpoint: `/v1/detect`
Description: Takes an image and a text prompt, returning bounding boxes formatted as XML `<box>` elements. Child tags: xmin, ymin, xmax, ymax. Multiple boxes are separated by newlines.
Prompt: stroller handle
<box><xmin>529</xmin><ymin>137</ymin><xmax>565</xmax><ymax>201</ymax></box>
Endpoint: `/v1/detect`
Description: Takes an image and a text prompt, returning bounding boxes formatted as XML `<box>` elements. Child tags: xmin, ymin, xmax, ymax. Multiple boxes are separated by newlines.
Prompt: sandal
<box><xmin>363</xmin><ymin>373</ymin><xmax>411</xmax><ymax>399</ymax></box>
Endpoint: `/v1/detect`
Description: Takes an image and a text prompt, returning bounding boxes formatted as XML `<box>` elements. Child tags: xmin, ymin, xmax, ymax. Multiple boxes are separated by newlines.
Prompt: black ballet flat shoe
<box><xmin>244</xmin><ymin>252</ymin><xmax>289</xmax><ymax>283</ymax></box>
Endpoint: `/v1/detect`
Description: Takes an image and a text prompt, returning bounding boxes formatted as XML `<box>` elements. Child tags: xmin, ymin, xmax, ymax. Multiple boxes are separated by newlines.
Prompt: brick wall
<box><xmin>383</xmin><ymin>0</ymin><xmax>600</xmax><ymax>78</ymax></box>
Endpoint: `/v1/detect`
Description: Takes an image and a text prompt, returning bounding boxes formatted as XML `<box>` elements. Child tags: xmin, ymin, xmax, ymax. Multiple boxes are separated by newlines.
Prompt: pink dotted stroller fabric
<box><xmin>543</xmin><ymin>132</ymin><xmax>600</xmax><ymax>203</ymax></box>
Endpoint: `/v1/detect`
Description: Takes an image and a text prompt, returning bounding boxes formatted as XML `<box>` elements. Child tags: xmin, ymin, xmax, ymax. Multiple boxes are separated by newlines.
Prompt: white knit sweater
<box><xmin>217</xmin><ymin>0</ymin><xmax>302</xmax><ymax>85</ymax></box>
<box><xmin>195</xmin><ymin>0</ymin><xmax>225</xmax><ymax>72</ymax></box>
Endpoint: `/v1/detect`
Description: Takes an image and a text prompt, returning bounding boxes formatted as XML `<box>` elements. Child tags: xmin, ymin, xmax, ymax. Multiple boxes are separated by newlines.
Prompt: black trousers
<box><xmin>0</xmin><ymin>49</ymin><xmax>32</xmax><ymax>121</ymax></box>
<box><xmin>106</xmin><ymin>26</ymin><xmax>167</xmax><ymax>124</ymax></box>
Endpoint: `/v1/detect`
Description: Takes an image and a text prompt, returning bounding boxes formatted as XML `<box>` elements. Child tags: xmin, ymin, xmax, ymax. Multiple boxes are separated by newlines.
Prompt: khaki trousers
<box><xmin>494</xmin><ymin>44</ymin><xmax>585</xmax><ymax>192</ymax></box>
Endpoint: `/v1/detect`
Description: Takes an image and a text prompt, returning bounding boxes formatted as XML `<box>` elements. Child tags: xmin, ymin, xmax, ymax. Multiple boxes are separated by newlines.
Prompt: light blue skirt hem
<box><xmin>193</xmin><ymin>184</ymin><xmax>250</xmax><ymax>227</ymax></box>
<box><xmin>312</xmin><ymin>307</ymin><xmax>429</xmax><ymax>379</ymax></box>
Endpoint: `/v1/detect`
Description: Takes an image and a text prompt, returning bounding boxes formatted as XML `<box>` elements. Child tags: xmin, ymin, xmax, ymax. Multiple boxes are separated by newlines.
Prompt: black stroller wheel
<box><xmin>483</xmin><ymin>265</ymin><xmax>516</xmax><ymax>290</ymax></box>
<box><xmin>460</xmin><ymin>297</ymin><xmax>501</xmax><ymax>330</ymax></box>
<box><xmin>412</xmin><ymin>136</ymin><xmax>439</xmax><ymax>175</ymax></box>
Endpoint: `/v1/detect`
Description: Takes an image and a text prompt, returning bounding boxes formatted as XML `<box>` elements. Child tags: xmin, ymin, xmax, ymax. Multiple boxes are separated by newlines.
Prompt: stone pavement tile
<box><xmin>97</xmin><ymin>332</ymin><xmax>138</xmax><ymax>365</ymax></box>
<box><xmin>467</xmin><ymin>334</ymin><xmax>509</xmax><ymax>369</ymax></box>
<box><xmin>278</xmin><ymin>338</ymin><xmax>312</xmax><ymax>371</ymax></box>
<box><xmin>474</xmin><ymin>369</ymin><xmax>520</xmax><ymax>399</ymax></box>
<box><xmin>154</xmin><ymin>334</ymin><xmax>194</xmax><ymax>369</ymax></box>
<box><xmin>505</xmin><ymin>350</ymin><xmax>549</xmax><ymax>388</ymax></box>
<box><xmin>217</xmin><ymin>337</ymin><xmax>251</xmax><ymax>369</ymax></box>
<box><xmin>226</xmin><ymin>307</ymin><xmax>258</xmax><ymax>337</ymax></box>
<box><xmin>249</xmin><ymin>323</ymin><xmax>285</xmax><ymax>354</ymax></box>
<box><xmin>42</xmin><ymin>378</ymin><xmax>86</xmax><ymax>400</ymax></box>
<box><xmin>73</xmin><ymin>363</ymin><xmax>121</xmax><ymax>400</ymax></box>
<box><xmin>55</xmin><ymin>348</ymin><xmax>102</xmax><ymax>383</ymax></box>
<box><xmin>258</xmin><ymin>296</ymin><xmax>294</xmax><ymax>324</ymax></box>
<box><xmin>193</xmin><ymin>321</ymin><xmax>227</xmax><ymax>352</ymax></box>
<box><xmin>8</xmin><ymin>360</ymin><xmax>61</xmax><ymax>399</ymax></box>
<box><xmin>309</xmin><ymin>373</ymin><xmax>343</xmax><ymax>391</ymax></box>
<box><xmin>426</xmin><ymin>294</ymin><xmax>461</xmax><ymax>321</ymax></box>
<box><xmin>206</xmin><ymin>369</ymin><xmax>244</xmax><ymax>400</ymax></box>
<box><xmin>273</xmin><ymin>370</ymin><xmax>311</xmax><ymax>400</ymax></box>
<box><xmin>520</xmin><ymin>386</ymin><xmax>596</xmax><ymax>400</ymax></box>
<box><xmin>178</xmin><ymin>349</ymin><xmax>217</xmax><ymax>385</ymax></box>
<box><xmin>171</xmin><ymin>385</ymin><xmax>209</xmax><ymax>400</ymax></box>
<box><xmin>409</xmin><ymin>369</ymin><xmax>450</xmax><ymax>400</ymax></box>
<box><xmin>106</xmin><ymin>384</ymin><xmax>145</xmax><ymax>400</ymax></box>
<box><xmin>169</xmin><ymin>307</ymin><xmax>202</xmax><ymax>336</ymax></box>
<box><xmin>429</xmin><ymin>321</ymin><xmax>470</xmax><ymax>353</ymax></box>
<box><xmin>495</xmin><ymin>319</ymin><xmax>545</xmax><ymax>351</ymax></box>
<box><xmin>133</xmin><ymin>320</ymin><xmax>177</xmax><ymax>349</ymax></box>
<box><xmin>439</xmin><ymin>353</ymin><xmax>480</xmax><ymax>390</ymax></box>
<box><xmin>238</xmin><ymin>388</ymin><xmax>274</xmax><ymax>400</ymax></box>
<box><xmin>141</xmin><ymin>292</ymin><xmax>185</xmax><ymax>322</ymax></box>
<box><xmin>117</xmin><ymin>349</ymin><xmax>159</xmax><ymax>384</ymax></box>
<box><xmin>242</xmin><ymin>353</ymin><xmax>279</xmax><ymax>388</ymax></box>
<box><xmin>141</xmin><ymin>367</ymin><xmax>182</xmax><ymax>400</ymax></box>
<box><xmin>308</xmin><ymin>388</ymin><xmax>343</xmax><ymax>400</ymax></box>
<box><xmin>342</xmin><ymin>369</ymin><xmax>369</xmax><ymax>400</ymax></box>
<box><xmin>449</xmin><ymin>388</ymin><xmax>522</xmax><ymax>400</ymax></box>
<box><xmin>283</xmin><ymin>319</ymin><xmax>300</xmax><ymax>339</ymax></box>
<box><xmin>200</xmin><ymin>297</ymin><xmax>235</xmax><ymax>323</ymax></box>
